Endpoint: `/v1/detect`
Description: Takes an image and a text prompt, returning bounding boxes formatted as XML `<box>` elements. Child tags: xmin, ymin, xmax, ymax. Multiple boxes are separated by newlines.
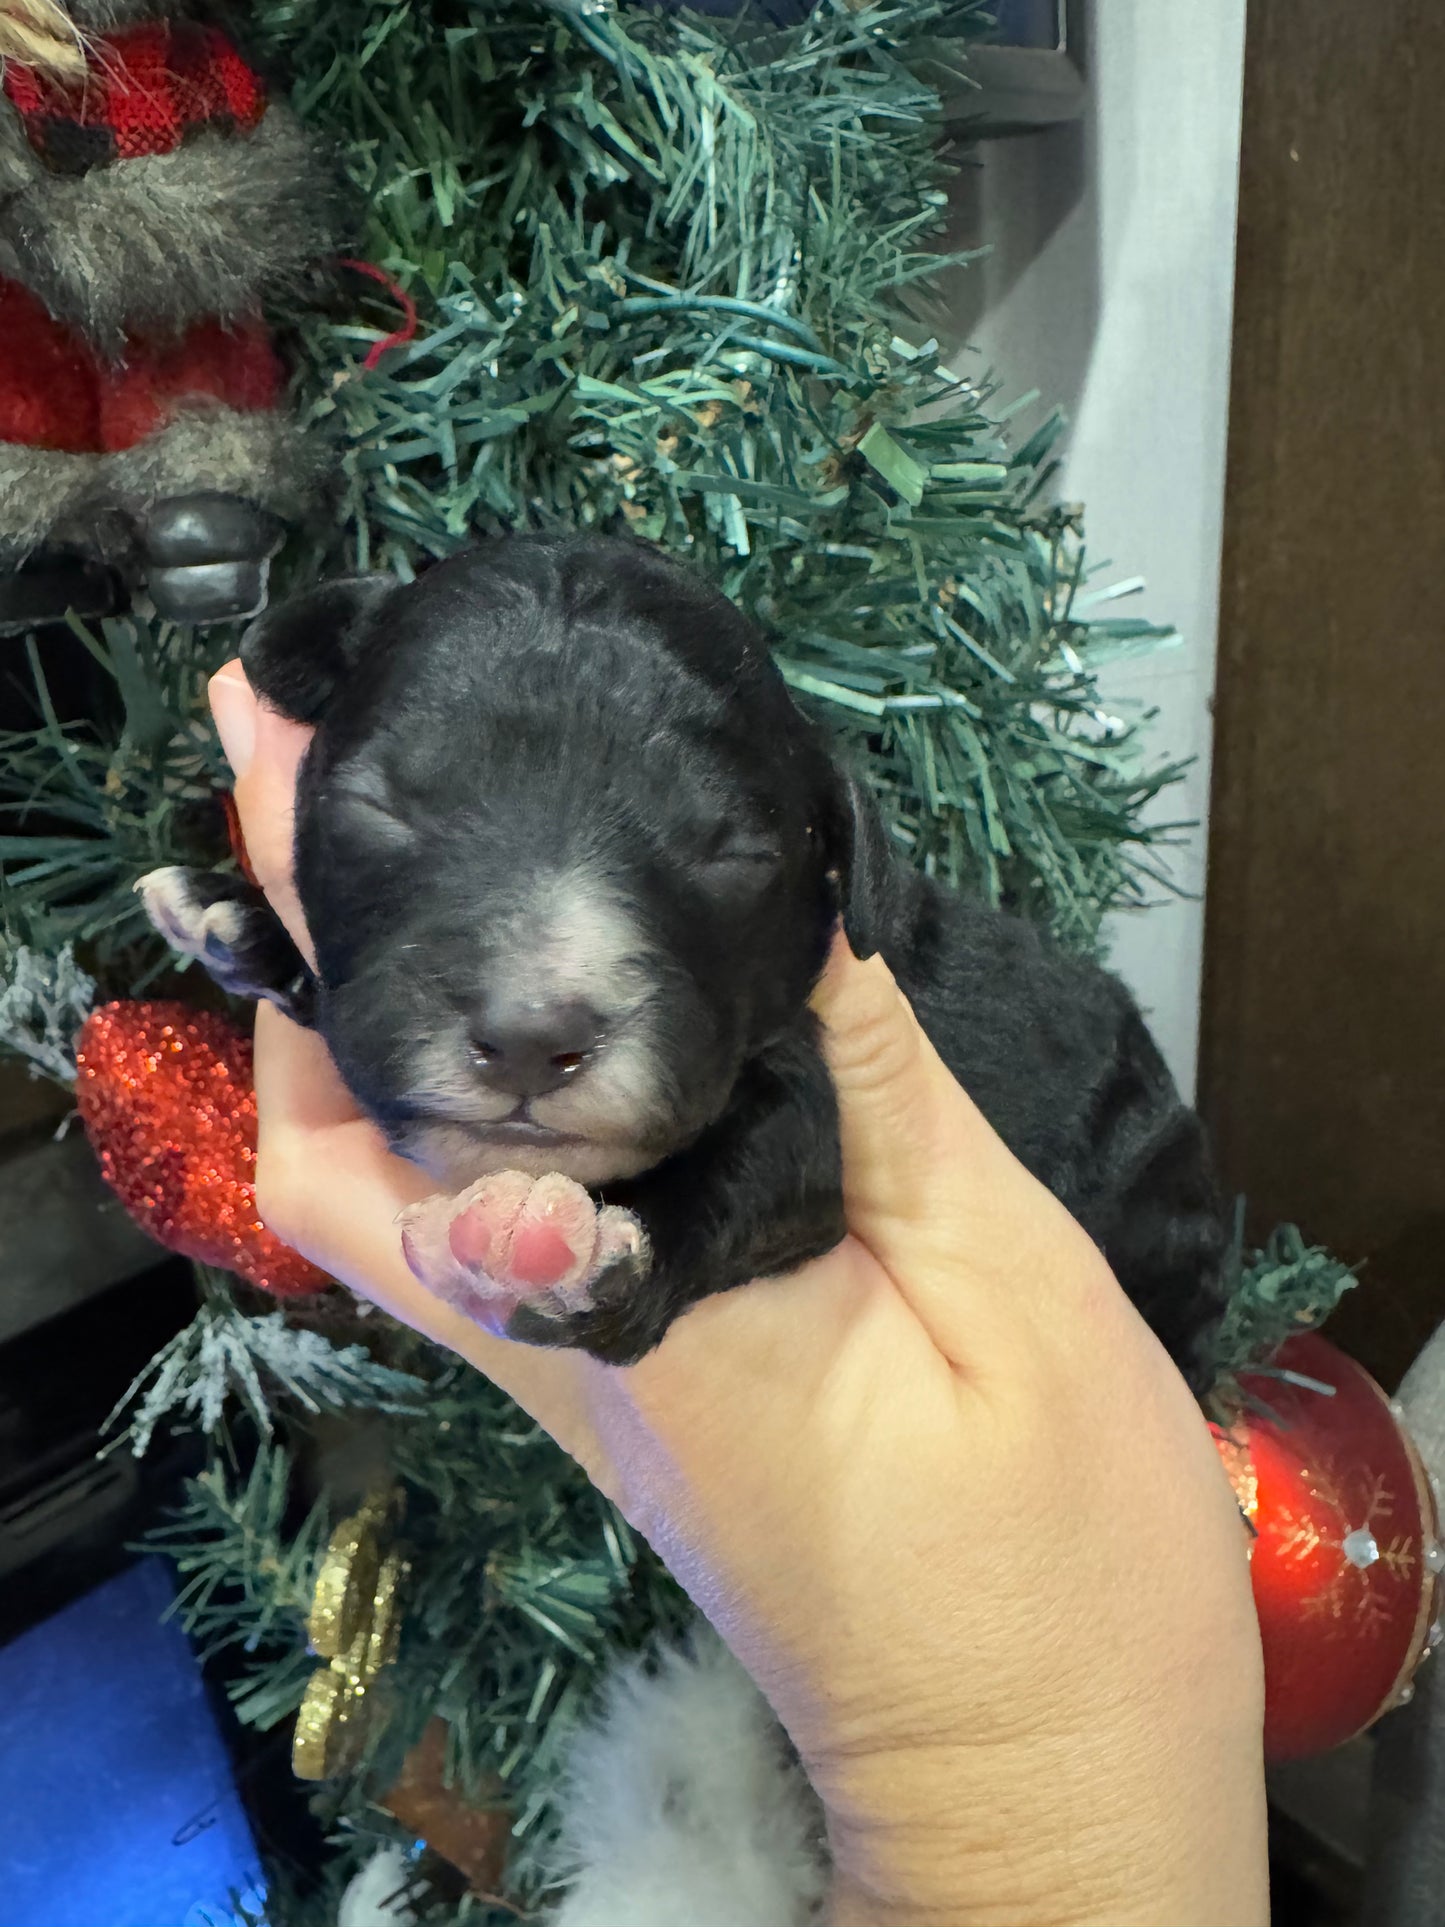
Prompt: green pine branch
<box><xmin>148</xmin><ymin>1444</ymin><xmax>327</xmax><ymax>1690</ymax></box>
<box><xmin>0</xmin><ymin>937</ymin><xmax>95</xmax><ymax>1082</ymax></box>
<box><xmin>147</xmin><ymin>1360</ymin><xmax>688</xmax><ymax>1903</ymax></box>
<box><xmin>0</xmin><ymin>619</ymin><xmax>234</xmax><ymax>981</ymax></box>
<box><xmin>0</xmin><ymin>0</ymin><xmax>1185</xmax><ymax>1003</ymax></box>
<box><xmin>1203</xmin><ymin>1213</ymin><xmax>1359</xmax><ymax>1406</ymax></box>
<box><xmin>266</xmin><ymin>0</ymin><xmax>1184</xmax><ymax>945</ymax></box>
<box><xmin>106</xmin><ymin>1279</ymin><xmax>428</xmax><ymax>1456</ymax></box>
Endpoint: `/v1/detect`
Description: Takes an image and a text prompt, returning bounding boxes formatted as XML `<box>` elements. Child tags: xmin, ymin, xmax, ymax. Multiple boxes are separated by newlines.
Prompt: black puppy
<box><xmin>141</xmin><ymin>534</ymin><xmax>1227</xmax><ymax>1384</ymax></box>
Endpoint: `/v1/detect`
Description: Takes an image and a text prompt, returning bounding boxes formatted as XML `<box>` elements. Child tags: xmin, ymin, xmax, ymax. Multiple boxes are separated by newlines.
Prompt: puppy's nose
<box><xmin>467</xmin><ymin>1000</ymin><xmax>603</xmax><ymax>1100</ymax></box>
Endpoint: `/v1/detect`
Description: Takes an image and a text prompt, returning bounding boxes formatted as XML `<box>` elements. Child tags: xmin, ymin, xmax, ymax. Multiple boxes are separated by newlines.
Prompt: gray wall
<box><xmin>943</xmin><ymin>0</ymin><xmax>1247</xmax><ymax>1096</ymax></box>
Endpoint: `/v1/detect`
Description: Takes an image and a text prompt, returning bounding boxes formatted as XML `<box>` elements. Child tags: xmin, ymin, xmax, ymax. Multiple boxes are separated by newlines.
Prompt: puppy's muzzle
<box><xmin>466</xmin><ymin>997</ymin><xmax>604</xmax><ymax>1101</ymax></box>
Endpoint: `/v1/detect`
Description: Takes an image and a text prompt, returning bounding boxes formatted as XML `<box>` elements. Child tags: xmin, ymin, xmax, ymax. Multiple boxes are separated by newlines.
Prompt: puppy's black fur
<box><xmin>156</xmin><ymin>535</ymin><xmax>1227</xmax><ymax>1386</ymax></box>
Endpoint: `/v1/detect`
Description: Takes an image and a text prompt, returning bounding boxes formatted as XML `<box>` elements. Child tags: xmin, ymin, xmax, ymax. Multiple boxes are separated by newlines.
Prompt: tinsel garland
<box><xmin>262</xmin><ymin>0</ymin><xmax>1188</xmax><ymax>948</ymax></box>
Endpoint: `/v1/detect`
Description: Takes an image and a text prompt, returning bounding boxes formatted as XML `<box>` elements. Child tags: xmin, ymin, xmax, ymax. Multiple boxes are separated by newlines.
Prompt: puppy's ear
<box><xmin>240</xmin><ymin>574</ymin><xmax>394</xmax><ymax>724</ymax></box>
<box><xmin>827</xmin><ymin>770</ymin><xmax>903</xmax><ymax>962</ymax></box>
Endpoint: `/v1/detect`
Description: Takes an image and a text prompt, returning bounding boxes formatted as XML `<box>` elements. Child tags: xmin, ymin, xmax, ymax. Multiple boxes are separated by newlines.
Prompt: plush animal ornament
<box><xmin>140</xmin><ymin>534</ymin><xmax>1229</xmax><ymax>1387</ymax></box>
<box><xmin>0</xmin><ymin>0</ymin><xmax>344</xmax><ymax>631</ymax></box>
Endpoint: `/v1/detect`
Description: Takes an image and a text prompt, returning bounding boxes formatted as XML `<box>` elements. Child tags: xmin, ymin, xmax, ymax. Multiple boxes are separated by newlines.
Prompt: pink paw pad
<box><xmin>399</xmin><ymin>1170</ymin><xmax>645</xmax><ymax>1330</ymax></box>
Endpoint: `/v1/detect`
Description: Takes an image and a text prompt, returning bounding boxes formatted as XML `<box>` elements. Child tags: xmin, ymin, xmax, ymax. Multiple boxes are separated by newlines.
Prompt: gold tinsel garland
<box><xmin>293</xmin><ymin>1491</ymin><xmax>407</xmax><ymax>1781</ymax></box>
<box><xmin>291</xmin><ymin>1490</ymin><xmax>513</xmax><ymax>1897</ymax></box>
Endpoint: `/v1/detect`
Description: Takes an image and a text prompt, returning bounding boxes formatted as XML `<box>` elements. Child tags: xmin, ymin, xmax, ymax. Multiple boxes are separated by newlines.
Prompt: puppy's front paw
<box><xmin>139</xmin><ymin>865</ymin><xmax>249</xmax><ymax>965</ymax></box>
<box><xmin>137</xmin><ymin>865</ymin><xmax>314</xmax><ymax>1020</ymax></box>
<box><xmin>399</xmin><ymin>1171</ymin><xmax>649</xmax><ymax>1340</ymax></box>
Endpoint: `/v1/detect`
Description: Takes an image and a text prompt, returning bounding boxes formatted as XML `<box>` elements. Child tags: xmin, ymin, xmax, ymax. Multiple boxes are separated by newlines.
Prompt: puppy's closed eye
<box><xmin>697</xmin><ymin>823</ymin><xmax>785</xmax><ymax>893</ymax></box>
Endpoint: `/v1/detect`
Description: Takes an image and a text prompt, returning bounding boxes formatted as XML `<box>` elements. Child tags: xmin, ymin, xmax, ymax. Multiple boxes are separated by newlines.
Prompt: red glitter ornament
<box><xmin>1214</xmin><ymin>1333</ymin><xmax>1442</xmax><ymax>1762</ymax></box>
<box><xmin>75</xmin><ymin>1000</ymin><xmax>329</xmax><ymax>1299</ymax></box>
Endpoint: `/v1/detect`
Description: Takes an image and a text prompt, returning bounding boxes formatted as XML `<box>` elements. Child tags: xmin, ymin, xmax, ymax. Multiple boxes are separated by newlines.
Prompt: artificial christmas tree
<box><xmin>0</xmin><ymin>2</ymin><xmax>1400</xmax><ymax>1921</ymax></box>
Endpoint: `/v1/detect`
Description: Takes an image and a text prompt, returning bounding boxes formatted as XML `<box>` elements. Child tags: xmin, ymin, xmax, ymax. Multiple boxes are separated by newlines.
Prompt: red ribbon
<box><xmin>340</xmin><ymin>258</ymin><xmax>418</xmax><ymax>371</ymax></box>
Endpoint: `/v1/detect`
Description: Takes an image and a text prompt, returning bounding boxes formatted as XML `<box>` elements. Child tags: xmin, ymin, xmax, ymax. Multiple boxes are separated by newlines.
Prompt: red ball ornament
<box><xmin>75</xmin><ymin>1000</ymin><xmax>329</xmax><ymax>1299</ymax></box>
<box><xmin>1213</xmin><ymin>1332</ymin><xmax>1442</xmax><ymax>1761</ymax></box>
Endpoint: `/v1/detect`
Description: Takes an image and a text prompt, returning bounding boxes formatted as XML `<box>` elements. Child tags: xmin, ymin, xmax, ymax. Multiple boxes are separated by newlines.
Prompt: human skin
<box><xmin>212</xmin><ymin>662</ymin><xmax>1269</xmax><ymax>1927</ymax></box>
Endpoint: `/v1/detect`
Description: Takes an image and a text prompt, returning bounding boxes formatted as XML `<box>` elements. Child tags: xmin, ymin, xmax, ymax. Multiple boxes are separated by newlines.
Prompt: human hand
<box><xmin>213</xmin><ymin>662</ymin><xmax>1268</xmax><ymax>1927</ymax></box>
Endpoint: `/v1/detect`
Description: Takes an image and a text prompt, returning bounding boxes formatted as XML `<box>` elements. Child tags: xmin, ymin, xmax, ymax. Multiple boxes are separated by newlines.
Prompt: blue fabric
<box><xmin>0</xmin><ymin>1557</ymin><xmax>262</xmax><ymax>1927</ymax></box>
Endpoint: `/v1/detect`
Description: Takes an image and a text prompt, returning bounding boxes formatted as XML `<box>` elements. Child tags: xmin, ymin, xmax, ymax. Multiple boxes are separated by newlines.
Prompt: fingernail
<box><xmin>209</xmin><ymin>663</ymin><xmax>256</xmax><ymax>779</ymax></box>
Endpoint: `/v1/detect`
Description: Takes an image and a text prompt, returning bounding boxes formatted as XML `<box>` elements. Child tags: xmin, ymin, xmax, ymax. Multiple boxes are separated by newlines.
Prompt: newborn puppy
<box><xmin>141</xmin><ymin>534</ymin><xmax>1227</xmax><ymax>1384</ymax></box>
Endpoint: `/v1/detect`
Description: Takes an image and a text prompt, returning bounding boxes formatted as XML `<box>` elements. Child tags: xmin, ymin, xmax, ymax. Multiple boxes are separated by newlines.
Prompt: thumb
<box><xmin>810</xmin><ymin>939</ymin><xmax>1092</xmax><ymax>1345</ymax></box>
<box><xmin>210</xmin><ymin>662</ymin><xmax>316</xmax><ymax>968</ymax></box>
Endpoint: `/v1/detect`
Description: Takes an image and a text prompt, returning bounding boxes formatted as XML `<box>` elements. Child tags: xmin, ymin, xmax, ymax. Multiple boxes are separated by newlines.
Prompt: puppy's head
<box><xmin>245</xmin><ymin>536</ymin><xmax>896</xmax><ymax>1188</ymax></box>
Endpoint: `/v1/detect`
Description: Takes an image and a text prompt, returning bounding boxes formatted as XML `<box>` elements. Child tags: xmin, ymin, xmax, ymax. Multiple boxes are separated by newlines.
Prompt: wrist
<box><xmin>828</xmin><ymin>1873</ymin><xmax>957</xmax><ymax>1927</ymax></box>
<box><xmin>814</xmin><ymin>1725</ymin><xmax>1269</xmax><ymax>1927</ymax></box>
<box><xmin>828</xmin><ymin>1847</ymin><xmax>1271</xmax><ymax>1927</ymax></box>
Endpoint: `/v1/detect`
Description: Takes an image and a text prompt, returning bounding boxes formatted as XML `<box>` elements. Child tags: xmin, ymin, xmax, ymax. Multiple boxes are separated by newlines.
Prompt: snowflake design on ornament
<box><xmin>1277</xmin><ymin>1450</ymin><xmax>1417</xmax><ymax>1635</ymax></box>
<box><xmin>1276</xmin><ymin>1513</ymin><xmax>1324</xmax><ymax>1566</ymax></box>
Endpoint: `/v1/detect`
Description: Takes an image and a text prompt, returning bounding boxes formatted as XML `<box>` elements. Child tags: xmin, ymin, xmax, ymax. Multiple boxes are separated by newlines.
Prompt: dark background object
<box><xmin>1200</xmin><ymin>0</ymin><xmax>1445</xmax><ymax>1397</ymax></box>
<box><xmin>0</xmin><ymin>554</ymin><xmax>125</xmax><ymax>639</ymax></box>
<box><xmin>0</xmin><ymin>621</ymin><xmax>206</xmax><ymax>1631</ymax></box>
<box><xmin>0</xmin><ymin>1257</ymin><xmax>199</xmax><ymax>1645</ymax></box>
<box><xmin>939</xmin><ymin>0</ymin><xmax>1084</xmax><ymax>135</ymax></box>
<box><xmin>646</xmin><ymin>0</ymin><xmax>1085</xmax><ymax>135</ymax></box>
<box><xmin>0</xmin><ymin>1132</ymin><xmax>162</xmax><ymax>1348</ymax></box>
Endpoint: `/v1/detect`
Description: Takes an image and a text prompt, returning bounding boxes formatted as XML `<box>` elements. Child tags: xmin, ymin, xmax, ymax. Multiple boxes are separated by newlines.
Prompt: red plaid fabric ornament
<box><xmin>0</xmin><ymin>277</ymin><xmax>281</xmax><ymax>450</ymax></box>
<box><xmin>3</xmin><ymin>20</ymin><xmax>266</xmax><ymax>176</ymax></box>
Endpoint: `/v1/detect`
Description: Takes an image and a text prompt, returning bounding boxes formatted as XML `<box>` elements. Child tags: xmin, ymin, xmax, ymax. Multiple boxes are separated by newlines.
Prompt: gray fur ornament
<box><xmin>0</xmin><ymin>0</ymin><xmax>346</xmax><ymax>630</ymax></box>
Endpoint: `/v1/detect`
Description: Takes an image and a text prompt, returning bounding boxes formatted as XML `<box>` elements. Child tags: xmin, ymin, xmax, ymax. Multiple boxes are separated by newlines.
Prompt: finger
<box><xmin>811</xmin><ymin>939</ymin><xmax>1032</xmax><ymax>1241</ymax></box>
<box><xmin>210</xmin><ymin>663</ymin><xmax>316</xmax><ymax>966</ymax></box>
<box><xmin>251</xmin><ymin>999</ymin><xmax>370</xmax><ymax>1133</ymax></box>
<box><xmin>249</xmin><ymin>1005</ymin><xmax>607</xmax><ymax>1465</ymax></box>
<box><xmin>208</xmin><ymin>659</ymin><xmax>256</xmax><ymax>779</ymax></box>
<box><xmin>810</xmin><ymin>939</ymin><xmax>1107</xmax><ymax>1349</ymax></box>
